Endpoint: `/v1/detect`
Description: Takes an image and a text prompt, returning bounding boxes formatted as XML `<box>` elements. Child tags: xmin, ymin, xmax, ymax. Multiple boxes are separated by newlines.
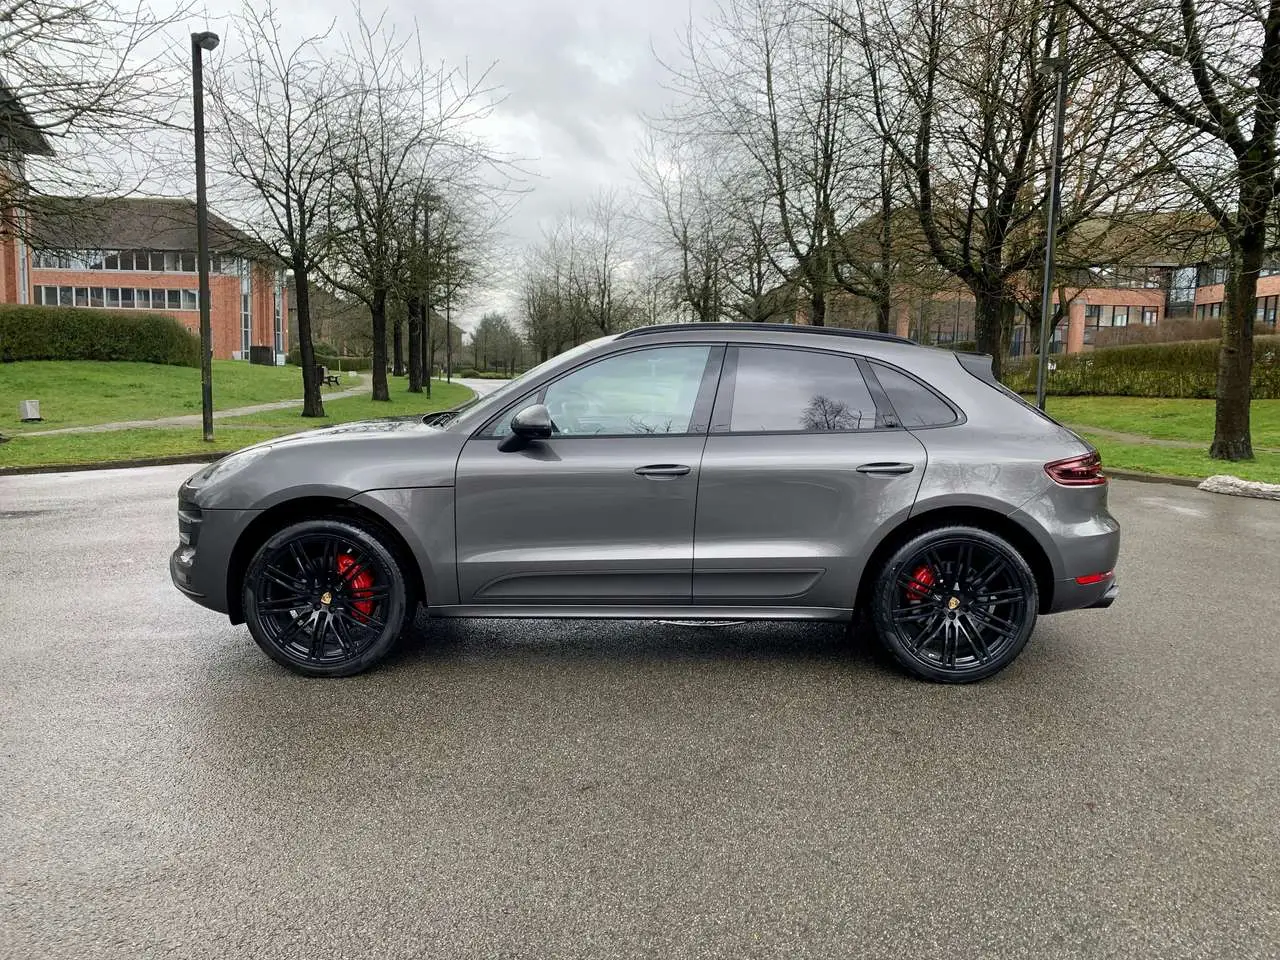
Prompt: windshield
<box><xmin>443</xmin><ymin>336</ymin><xmax>614</xmax><ymax>427</ymax></box>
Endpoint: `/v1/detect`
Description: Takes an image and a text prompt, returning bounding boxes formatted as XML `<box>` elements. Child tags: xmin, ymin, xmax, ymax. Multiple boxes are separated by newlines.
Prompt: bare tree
<box><xmin>660</xmin><ymin>0</ymin><xmax>877</xmax><ymax>326</ymax></box>
<box><xmin>851</xmin><ymin>0</ymin><xmax>1180</xmax><ymax>376</ymax></box>
<box><xmin>322</xmin><ymin>10</ymin><xmax>502</xmax><ymax>401</ymax></box>
<box><xmin>1063</xmin><ymin>0</ymin><xmax>1278</xmax><ymax>458</ymax></box>
<box><xmin>207</xmin><ymin>2</ymin><xmax>348</xmax><ymax>417</ymax></box>
<box><xmin>0</xmin><ymin>0</ymin><xmax>189</xmax><ymax>207</ymax></box>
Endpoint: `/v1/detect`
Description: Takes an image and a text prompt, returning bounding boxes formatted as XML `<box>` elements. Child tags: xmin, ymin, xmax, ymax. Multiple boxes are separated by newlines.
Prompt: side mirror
<box><xmin>497</xmin><ymin>403</ymin><xmax>553</xmax><ymax>451</ymax></box>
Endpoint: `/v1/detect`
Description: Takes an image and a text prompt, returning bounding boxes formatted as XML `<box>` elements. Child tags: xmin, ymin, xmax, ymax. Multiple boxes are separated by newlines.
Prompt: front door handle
<box><xmin>635</xmin><ymin>464</ymin><xmax>692</xmax><ymax>479</ymax></box>
<box><xmin>856</xmin><ymin>462</ymin><xmax>915</xmax><ymax>476</ymax></box>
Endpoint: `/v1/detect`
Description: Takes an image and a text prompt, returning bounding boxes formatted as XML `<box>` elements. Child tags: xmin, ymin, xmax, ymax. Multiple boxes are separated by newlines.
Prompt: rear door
<box><xmin>692</xmin><ymin>345</ymin><xmax>927</xmax><ymax>610</ymax></box>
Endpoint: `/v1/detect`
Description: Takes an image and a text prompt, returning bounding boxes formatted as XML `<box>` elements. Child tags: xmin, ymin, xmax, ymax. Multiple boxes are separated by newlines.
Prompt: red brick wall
<box><xmin>26</xmin><ymin>267</ymin><xmax>286</xmax><ymax>360</ymax></box>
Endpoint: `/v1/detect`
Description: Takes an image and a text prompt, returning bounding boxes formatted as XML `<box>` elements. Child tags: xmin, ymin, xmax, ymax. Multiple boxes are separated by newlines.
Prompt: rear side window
<box><xmin>870</xmin><ymin>362</ymin><xmax>958</xmax><ymax>427</ymax></box>
<box><xmin>722</xmin><ymin>346</ymin><xmax>880</xmax><ymax>433</ymax></box>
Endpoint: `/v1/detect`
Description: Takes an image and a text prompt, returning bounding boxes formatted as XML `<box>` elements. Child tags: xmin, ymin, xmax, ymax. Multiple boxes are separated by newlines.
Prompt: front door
<box><xmin>454</xmin><ymin>344</ymin><xmax>723</xmax><ymax>606</ymax></box>
<box><xmin>693</xmin><ymin>345</ymin><xmax>927</xmax><ymax>610</ymax></box>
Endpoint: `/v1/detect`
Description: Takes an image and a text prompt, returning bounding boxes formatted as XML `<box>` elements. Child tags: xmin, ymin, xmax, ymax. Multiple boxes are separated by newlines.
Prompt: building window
<box><xmin>1210</xmin><ymin>302</ymin><xmax>1222</xmax><ymax>319</ymax></box>
<box><xmin>182</xmin><ymin>289</ymin><xmax>198</xmax><ymax>311</ymax></box>
<box><xmin>106</xmin><ymin>288</ymin><xmax>120</xmax><ymax>308</ymax></box>
<box><xmin>120</xmin><ymin>288</ymin><xmax>134</xmax><ymax>308</ymax></box>
<box><xmin>1111</xmin><ymin>305</ymin><xmax>1129</xmax><ymax>327</ymax></box>
<box><xmin>135</xmin><ymin>289</ymin><xmax>150</xmax><ymax>309</ymax></box>
<box><xmin>1257</xmin><ymin>295</ymin><xmax>1278</xmax><ymax>328</ymax></box>
<box><xmin>74</xmin><ymin>287</ymin><xmax>88</xmax><ymax>307</ymax></box>
<box><xmin>90</xmin><ymin>287</ymin><xmax>104</xmax><ymax>308</ymax></box>
<box><xmin>1141</xmin><ymin>307</ymin><xmax>1158</xmax><ymax>326</ymax></box>
<box><xmin>273</xmin><ymin>288</ymin><xmax>283</xmax><ymax>353</ymax></box>
<box><xmin>241</xmin><ymin>293</ymin><xmax>251</xmax><ymax>356</ymax></box>
<box><xmin>1083</xmin><ymin>304</ymin><xmax>1102</xmax><ymax>345</ymax></box>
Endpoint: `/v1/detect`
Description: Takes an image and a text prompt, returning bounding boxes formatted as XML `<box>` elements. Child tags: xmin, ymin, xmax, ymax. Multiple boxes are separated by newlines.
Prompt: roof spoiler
<box><xmin>955</xmin><ymin>352</ymin><xmax>997</xmax><ymax>386</ymax></box>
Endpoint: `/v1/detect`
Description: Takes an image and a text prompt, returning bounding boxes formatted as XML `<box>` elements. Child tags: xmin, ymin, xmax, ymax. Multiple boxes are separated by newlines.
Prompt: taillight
<box><xmin>1045</xmin><ymin>451</ymin><xmax>1106</xmax><ymax>486</ymax></box>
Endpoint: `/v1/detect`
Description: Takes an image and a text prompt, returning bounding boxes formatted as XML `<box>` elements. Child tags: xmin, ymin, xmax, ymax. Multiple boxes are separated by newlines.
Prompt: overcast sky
<box><xmin>194</xmin><ymin>0</ymin><xmax>710</xmax><ymax>330</ymax></box>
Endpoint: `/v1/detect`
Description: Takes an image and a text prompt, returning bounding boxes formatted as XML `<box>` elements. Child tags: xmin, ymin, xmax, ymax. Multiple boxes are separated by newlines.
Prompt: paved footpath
<box><xmin>20</xmin><ymin>373</ymin><xmax>373</xmax><ymax>437</ymax></box>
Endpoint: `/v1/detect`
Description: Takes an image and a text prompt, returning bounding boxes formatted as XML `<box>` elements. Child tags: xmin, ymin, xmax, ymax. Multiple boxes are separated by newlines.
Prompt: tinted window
<box><xmin>871</xmin><ymin>362</ymin><xmax>957</xmax><ymax>427</ymax></box>
<box><xmin>536</xmin><ymin>345</ymin><xmax>712</xmax><ymax>436</ymax></box>
<box><xmin>727</xmin><ymin>347</ymin><xmax>879</xmax><ymax>433</ymax></box>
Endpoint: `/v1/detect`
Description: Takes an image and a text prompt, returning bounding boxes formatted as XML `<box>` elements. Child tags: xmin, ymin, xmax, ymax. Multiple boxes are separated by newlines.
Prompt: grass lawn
<box><xmin>1081</xmin><ymin>433</ymin><xmax>1280</xmax><ymax>484</ymax></box>
<box><xmin>1045</xmin><ymin>396</ymin><xmax>1280</xmax><ymax>449</ymax></box>
<box><xmin>0</xmin><ymin>378</ymin><xmax>473</xmax><ymax>471</ymax></box>
<box><xmin>0</xmin><ymin>360</ymin><xmax>354</xmax><ymax>434</ymax></box>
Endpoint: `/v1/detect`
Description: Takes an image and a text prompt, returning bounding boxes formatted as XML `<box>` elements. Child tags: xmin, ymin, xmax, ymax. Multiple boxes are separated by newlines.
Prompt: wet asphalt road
<box><xmin>1</xmin><ymin>467</ymin><xmax>1277</xmax><ymax>960</ymax></box>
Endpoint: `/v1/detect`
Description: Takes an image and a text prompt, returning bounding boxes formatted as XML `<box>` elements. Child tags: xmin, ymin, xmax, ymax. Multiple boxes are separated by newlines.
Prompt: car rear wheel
<box><xmin>242</xmin><ymin>518</ymin><xmax>410</xmax><ymax>678</ymax></box>
<box><xmin>870</xmin><ymin>526</ymin><xmax>1038</xmax><ymax>683</ymax></box>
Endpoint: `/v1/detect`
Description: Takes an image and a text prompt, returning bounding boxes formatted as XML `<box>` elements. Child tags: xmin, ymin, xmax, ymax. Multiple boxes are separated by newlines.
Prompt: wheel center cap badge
<box><xmin>947</xmin><ymin>596</ymin><xmax>960</xmax><ymax>610</ymax></box>
<box><xmin>320</xmin><ymin>591</ymin><xmax>332</xmax><ymax>606</ymax></box>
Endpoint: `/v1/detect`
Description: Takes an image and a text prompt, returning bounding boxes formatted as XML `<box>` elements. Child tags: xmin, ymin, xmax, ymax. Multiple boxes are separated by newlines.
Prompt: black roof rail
<box><xmin>616</xmin><ymin>322</ymin><xmax>916</xmax><ymax>345</ymax></box>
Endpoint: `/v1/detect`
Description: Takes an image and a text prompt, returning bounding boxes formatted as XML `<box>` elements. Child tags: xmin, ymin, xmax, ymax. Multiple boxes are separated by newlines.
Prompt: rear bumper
<box><xmin>1087</xmin><ymin>580</ymin><xmax>1119</xmax><ymax>609</ymax></box>
<box><xmin>1049</xmin><ymin>574</ymin><xmax>1118</xmax><ymax>613</ymax></box>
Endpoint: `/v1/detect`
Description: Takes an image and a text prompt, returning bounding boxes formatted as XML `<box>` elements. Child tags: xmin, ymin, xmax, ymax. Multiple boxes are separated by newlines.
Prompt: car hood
<box><xmin>186</xmin><ymin>415</ymin><xmax>470</xmax><ymax>510</ymax></box>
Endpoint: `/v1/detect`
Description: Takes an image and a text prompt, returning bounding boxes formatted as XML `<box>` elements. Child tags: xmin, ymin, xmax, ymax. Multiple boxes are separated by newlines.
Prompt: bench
<box><xmin>317</xmin><ymin>365</ymin><xmax>341</xmax><ymax>388</ymax></box>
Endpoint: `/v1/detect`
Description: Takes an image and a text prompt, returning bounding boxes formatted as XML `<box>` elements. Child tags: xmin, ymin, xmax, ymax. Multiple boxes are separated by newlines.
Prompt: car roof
<box><xmin>615</xmin><ymin>322</ymin><xmax>915</xmax><ymax>347</ymax></box>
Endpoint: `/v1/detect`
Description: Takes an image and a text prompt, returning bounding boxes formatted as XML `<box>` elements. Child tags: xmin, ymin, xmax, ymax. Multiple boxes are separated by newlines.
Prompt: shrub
<box><xmin>286</xmin><ymin>345</ymin><xmax>372</xmax><ymax>371</ymax></box>
<box><xmin>1002</xmin><ymin>335</ymin><xmax>1280</xmax><ymax>399</ymax></box>
<box><xmin>0</xmin><ymin>304</ymin><xmax>199</xmax><ymax>366</ymax></box>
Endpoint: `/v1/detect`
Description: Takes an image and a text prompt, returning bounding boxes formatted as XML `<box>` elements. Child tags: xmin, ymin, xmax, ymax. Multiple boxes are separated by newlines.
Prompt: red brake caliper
<box><xmin>905</xmin><ymin>564</ymin><xmax>936</xmax><ymax>603</ymax></box>
<box><xmin>337</xmin><ymin>553</ymin><xmax>375</xmax><ymax>621</ymax></box>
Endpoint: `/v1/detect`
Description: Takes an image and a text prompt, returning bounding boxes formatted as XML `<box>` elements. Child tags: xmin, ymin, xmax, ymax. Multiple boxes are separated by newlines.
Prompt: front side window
<box><xmin>724</xmin><ymin>347</ymin><xmax>879</xmax><ymax>433</ymax></box>
<box><xmin>539</xmin><ymin>345</ymin><xmax>713</xmax><ymax>437</ymax></box>
<box><xmin>871</xmin><ymin>362</ymin><xmax>958</xmax><ymax>428</ymax></box>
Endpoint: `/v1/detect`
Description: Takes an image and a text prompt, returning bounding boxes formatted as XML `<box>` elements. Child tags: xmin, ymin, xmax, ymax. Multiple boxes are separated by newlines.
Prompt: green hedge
<box><xmin>286</xmin><ymin>345</ymin><xmax>372</xmax><ymax>371</ymax></box>
<box><xmin>1002</xmin><ymin>336</ymin><xmax>1280</xmax><ymax>398</ymax></box>
<box><xmin>0</xmin><ymin>304</ymin><xmax>199</xmax><ymax>366</ymax></box>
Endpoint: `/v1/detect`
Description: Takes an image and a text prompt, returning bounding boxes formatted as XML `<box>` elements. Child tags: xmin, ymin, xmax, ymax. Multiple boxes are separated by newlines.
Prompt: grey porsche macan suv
<box><xmin>171</xmin><ymin>323</ymin><xmax>1119</xmax><ymax>683</ymax></box>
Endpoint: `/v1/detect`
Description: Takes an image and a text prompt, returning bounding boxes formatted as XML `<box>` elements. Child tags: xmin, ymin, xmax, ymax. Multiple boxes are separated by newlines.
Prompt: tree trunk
<box><xmin>809</xmin><ymin>286</ymin><xmax>826</xmax><ymax>326</ymax></box>
<box><xmin>1211</xmin><ymin>235</ymin><xmax>1259</xmax><ymax>460</ymax></box>
<box><xmin>973</xmin><ymin>286</ymin><xmax>1008</xmax><ymax>380</ymax></box>
<box><xmin>370</xmin><ymin>291</ymin><xmax>390</xmax><ymax>401</ymax></box>
<box><xmin>392</xmin><ymin>313</ymin><xmax>405</xmax><ymax>377</ymax></box>
<box><xmin>292</xmin><ymin>263</ymin><xmax>325</xmax><ymax>418</ymax></box>
<box><xmin>407</xmin><ymin>295</ymin><xmax>422</xmax><ymax>393</ymax></box>
<box><xmin>875</xmin><ymin>293</ymin><xmax>892</xmax><ymax>335</ymax></box>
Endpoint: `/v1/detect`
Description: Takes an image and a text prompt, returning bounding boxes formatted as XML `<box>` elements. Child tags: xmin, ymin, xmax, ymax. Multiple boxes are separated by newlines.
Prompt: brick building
<box><xmin>23</xmin><ymin>197</ymin><xmax>288</xmax><ymax>362</ymax></box>
<box><xmin>0</xmin><ymin>82</ymin><xmax>53</xmax><ymax>308</ymax></box>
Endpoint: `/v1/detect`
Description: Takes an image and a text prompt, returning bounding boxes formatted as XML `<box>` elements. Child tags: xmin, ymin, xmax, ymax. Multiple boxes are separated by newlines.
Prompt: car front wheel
<box><xmin>242</xmin><ymin>517</ymin><xmax>410</xmax><ymax>678</ymax></box>
<box><xmin>870</xmin><ymin>525</ymin><xmax>1038</xmax><ymax>683</ymax></box>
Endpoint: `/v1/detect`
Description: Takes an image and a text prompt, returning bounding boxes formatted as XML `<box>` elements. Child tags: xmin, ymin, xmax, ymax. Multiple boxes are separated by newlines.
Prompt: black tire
<box><xmin>242</xmin><ymin>517</ymin><xmax>410</xmax><ymax>678</ymax></box>
<box><xmin>870</xmin><ymin>525</ymin><xmax>1038</xmax><ymax>683</ymax></box>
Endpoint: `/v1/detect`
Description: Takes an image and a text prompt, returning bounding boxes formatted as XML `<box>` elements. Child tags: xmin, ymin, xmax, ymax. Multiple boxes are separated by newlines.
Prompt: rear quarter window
<box><xmin>869</xmin><ymin>362</ymin><xmax>958</xmax><ymax>427</ymax></box>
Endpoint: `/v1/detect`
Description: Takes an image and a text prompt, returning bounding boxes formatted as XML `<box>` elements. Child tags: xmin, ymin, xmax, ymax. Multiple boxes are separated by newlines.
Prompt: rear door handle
<box><xmin>635</xmin><ymin>464</ymin><xmax>692</xmax><ymax>478</ymax></box>
<box><xmin>856</xmin><ymin>462</ymin><xmax>915</xmax><ymax>476</ymax></box>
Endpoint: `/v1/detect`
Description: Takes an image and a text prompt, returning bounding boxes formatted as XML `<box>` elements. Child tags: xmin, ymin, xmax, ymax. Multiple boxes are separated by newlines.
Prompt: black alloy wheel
<box><xmin>871</xmin><ymin>525</ymin><xmax>1038</xmax><ymax>683</ymax></box>
<box><xmin>243</xmin><ymin>518</ymin><xmax>410</xmax><ymax>677</ymax></box>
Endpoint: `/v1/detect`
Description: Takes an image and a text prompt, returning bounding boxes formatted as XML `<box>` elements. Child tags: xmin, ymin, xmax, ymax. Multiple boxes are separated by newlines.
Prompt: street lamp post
<box><xmin>1036</xmin><ymin>55</ymin><xmax>1068</xmax><ymax>412</ymax></box>
<box><xmin>191</xmin><ymin>30</ymin><xmax>219</xmax><ymax>442</ymax></box>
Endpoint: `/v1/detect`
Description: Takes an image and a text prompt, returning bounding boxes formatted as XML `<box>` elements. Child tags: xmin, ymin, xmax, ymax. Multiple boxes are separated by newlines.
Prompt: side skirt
<box><xmin>426</xmin><ymin>604</ymin><xmax>855</xmax><ymax>622</ymax></box>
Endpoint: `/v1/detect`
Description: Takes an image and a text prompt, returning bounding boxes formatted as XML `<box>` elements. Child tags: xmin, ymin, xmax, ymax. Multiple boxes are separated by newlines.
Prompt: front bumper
<box><xmin>169</xmin><ymin>494</ymin><xmax>260</xmax><ymax>617</ymax></box>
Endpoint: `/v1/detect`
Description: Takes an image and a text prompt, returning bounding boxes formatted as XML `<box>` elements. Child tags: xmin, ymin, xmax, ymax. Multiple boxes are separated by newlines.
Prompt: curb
<box><xmin>0</xmin><ymin>452</ymin><xmax>224</xmax><ymax>477</ymax></box>
<box><xmin>1106</xmin><ymin>468</ymin><xmax>1204</xmax><ymax>488</ymax></box>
